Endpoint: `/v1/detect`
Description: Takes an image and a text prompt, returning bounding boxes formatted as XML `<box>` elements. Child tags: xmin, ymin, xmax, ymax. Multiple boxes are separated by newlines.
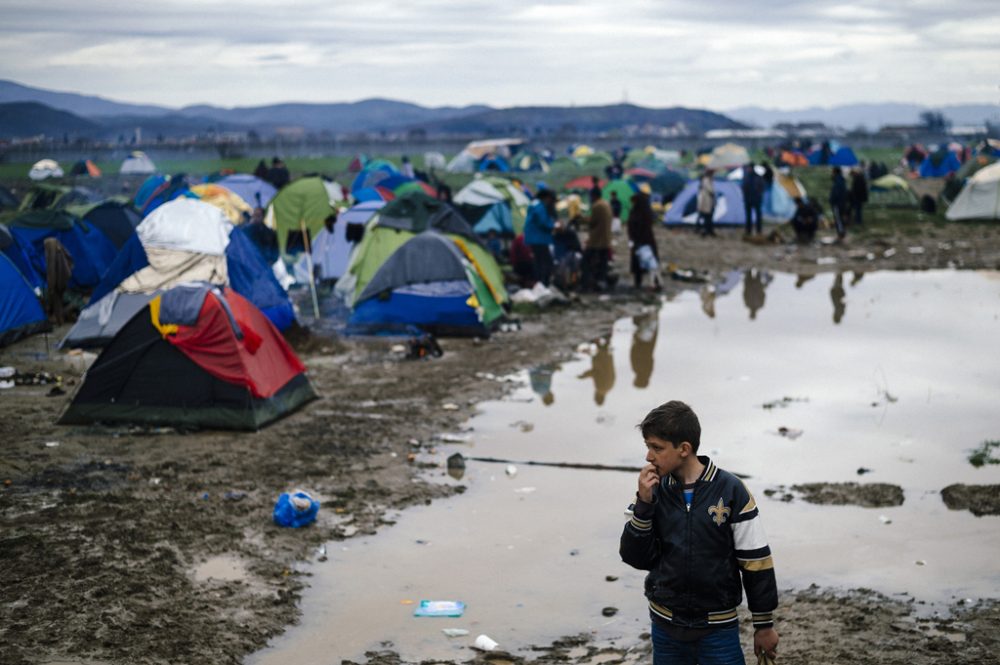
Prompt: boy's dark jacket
<box><xmin>620</xmin><ymin>456</ymin><xmax>777</xmax><ymax>629</ymax></box>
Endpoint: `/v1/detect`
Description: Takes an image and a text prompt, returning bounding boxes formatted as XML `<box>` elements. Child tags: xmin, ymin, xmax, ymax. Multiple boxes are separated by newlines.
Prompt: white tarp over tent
<box><xmin>138</xmin><ymin>198</ymin><xmax>232</xmax><ymax>255</ymax></box>
<box><xmin>946</xmin><ymin>162</ymin><xmax>1000</xmax><ymax>220</ymax></box>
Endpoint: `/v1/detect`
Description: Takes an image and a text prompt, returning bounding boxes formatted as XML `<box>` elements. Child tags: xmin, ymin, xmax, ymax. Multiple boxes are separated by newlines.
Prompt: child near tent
<box><xmin>620</xmin><ymin>400</ymin><xmax>780</xmax><ymax>664</ymax></box>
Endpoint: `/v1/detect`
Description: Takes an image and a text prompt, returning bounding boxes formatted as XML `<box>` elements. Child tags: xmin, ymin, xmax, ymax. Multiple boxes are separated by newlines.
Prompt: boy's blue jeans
<box><xmin>651</xmin><ymin>621</ymin><xmax>745</xmax><ymax>665</ymax></box>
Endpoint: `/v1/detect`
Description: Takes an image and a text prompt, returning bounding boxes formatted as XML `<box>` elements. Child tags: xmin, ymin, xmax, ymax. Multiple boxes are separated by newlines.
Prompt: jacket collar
<box><xmin>665</xmin><ymin>456</ymin><xmax>717</xmax><ymax>486</ymax></box>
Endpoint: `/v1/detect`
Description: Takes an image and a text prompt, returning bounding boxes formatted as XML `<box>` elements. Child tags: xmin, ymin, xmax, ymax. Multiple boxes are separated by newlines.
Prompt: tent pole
<box><xmin>300</xmin><ymin>219</ymin><xmax>321</xmax><ymax>318</ymax></box>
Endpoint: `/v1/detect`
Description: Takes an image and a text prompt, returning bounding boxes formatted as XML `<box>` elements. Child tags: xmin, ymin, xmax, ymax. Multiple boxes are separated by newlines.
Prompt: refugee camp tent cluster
<box><xmin>664</xmin><ymin>165</ymin><xmax>807</xmax><ymax>227</ymax></box>
<box><xmin>336</xmin><ymin>191</ymin><xmax>510</xmax><ymax>337</ymax></box>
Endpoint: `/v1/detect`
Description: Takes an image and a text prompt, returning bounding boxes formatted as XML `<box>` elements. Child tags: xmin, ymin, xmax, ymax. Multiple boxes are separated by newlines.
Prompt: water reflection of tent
<box><xmin>945</xmin><ymin>162</ymin><xmax>1000</xmax><ymax>221</ymax></box>
<box><xmin>59</xmin><ymin>284</ymin><xmax>316</xmax><ymax>430</ymax></box>
<box><xmin>348</xmin><ymin>231</ymin><xmax>507</xmax><ymax>338</ymax></box>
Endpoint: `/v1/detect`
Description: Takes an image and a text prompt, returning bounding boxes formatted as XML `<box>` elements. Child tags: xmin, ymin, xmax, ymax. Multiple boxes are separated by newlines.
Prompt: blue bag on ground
<box><xmin>273</xmin><ymin>490</ymin><xmax>320</xmax><ymax>528</ymax></box>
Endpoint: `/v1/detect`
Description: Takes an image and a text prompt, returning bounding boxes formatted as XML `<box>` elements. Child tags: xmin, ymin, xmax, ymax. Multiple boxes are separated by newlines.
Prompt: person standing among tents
<box><xmin>524</xmin><ymin>187</ymin><xmax>558</xmax><ymax>287</ymax></box>
<box><xmin>43</xmin><ymin>237</ymin><xmax>74</xmax><ymax>325</ymax></box>
<box><xmin>829</xmin><ymin>167</ymin><xmax>848</xmax><ymax>239</ymax></box>
<box><xmin>696</xmin><ymin>169</ymin><xmax>716</xmax><ymax>237</ymax></box>
<box><xmin>311</xmin><ymin>212</ymin><xmax>340</xmax><ymax>290</ymax></box>
<box><xmin>848</xmin><ymin>167</ymin><xmax>868</xmax><ymax>227</ymax></box>
<box><xmin>582</xmin><ymin>187</ymin><xmax>613</xmax><ymax>291</ymax></box>
<box><xmin>627</xmin><ymin>192</ymin><xmax>661</xmax><ymax>291</ymax></box>
<box><xmin>400</xmin><ymin>155</ymin><xmax>415</xmax><ymax>179</ymax></box>
<box><xmin>742</xmin><ymin>162</ymin><xmax>765</xmax><ymax>236</ymax></box>
<box><xmin>267</xmin><ymin>157</ymin><xmax>291</xmax><ymax>190</ymax></box>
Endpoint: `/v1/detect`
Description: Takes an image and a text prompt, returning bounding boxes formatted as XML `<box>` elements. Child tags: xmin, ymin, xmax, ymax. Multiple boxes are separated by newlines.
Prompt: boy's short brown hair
<box><xmin>639</xmin><ymin>400</ymin><xmax>701</xmax><ymax>452</ymax></box>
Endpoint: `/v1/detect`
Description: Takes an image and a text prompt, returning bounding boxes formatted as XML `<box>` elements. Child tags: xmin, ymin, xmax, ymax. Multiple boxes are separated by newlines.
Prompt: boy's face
<box><xmin>644</xmin><ymin>435</ymin><xmax>689</xmax><ymax>478</ymax></box>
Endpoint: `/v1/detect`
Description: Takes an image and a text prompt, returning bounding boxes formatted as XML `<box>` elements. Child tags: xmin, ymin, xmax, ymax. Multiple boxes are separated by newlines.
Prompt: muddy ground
<box><xmin>2</xmin><ymin>220</ymin><xmax>1000</xmax><ymax>665</ymax></box>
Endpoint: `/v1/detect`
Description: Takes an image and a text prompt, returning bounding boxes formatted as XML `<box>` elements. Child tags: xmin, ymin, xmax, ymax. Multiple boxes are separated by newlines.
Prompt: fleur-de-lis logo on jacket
<box><xmin>708</xmin><ymin>498</ymin><xmax>731</xmax><ymax>526</ymax></box>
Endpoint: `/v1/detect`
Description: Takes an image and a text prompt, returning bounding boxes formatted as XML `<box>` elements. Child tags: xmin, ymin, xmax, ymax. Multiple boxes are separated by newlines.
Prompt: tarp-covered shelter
<box><xmin>66</xmin><ymin>199</ymin><xmax>293</xmax><ymax>348</ymax></box>
<box><xmin>945</xmin><ymin>162</ymin><xmax>1000</xmax><ymax>221</ymax></box>
<box><xmin>59</xmin><ymin>284</ymin><xmax>316</xmax><ymax>430</ymax></box>
<box><xmin>349</xmin><ymin>231</ymin><xmax>505</xmax><ymax>337</ymax></box>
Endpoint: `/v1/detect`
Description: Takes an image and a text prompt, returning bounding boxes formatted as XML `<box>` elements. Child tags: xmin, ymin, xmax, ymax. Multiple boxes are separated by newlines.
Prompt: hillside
<box><xmin>0</xmin><ymin>102</ymin><xmax>101</xmax><ymax>138</ymax></box>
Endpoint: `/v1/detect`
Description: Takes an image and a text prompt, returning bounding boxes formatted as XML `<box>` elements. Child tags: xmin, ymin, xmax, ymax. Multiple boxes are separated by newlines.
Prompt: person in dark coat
<box><xmin>848</xmin><ymin>168</ymin><xmax>868</xmax><ymax>226</ymax></box>
<box><xmin>627</xmin><ymin>192</ymin><xmax>661</xmax><ymax>290</ymax></box>
<box><xmin>742</xmin><ymin>162</ymin><xmax>764</xmax><ymax>236</ymax></box>
<box><xmin>829</xmin><ymin>167</ymin><xmax>848</xmax><ymax>238</ymax></box>
<box><xmin>267</xmin><ymin>157</ymin><xmax>291</xmax><ymax>190</ymax></box>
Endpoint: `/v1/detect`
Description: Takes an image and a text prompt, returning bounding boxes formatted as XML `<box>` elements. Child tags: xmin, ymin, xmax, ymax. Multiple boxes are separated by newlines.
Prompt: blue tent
<box><xmin>0</xmin><ymin>253</ymin><xmax>48</xmax><ymax>347</ymax></box>
<box><xmin>472</xmin><ymin>202</ymin><xmax>514</xmax><ymax>236</ymax></box>
<box><xmin>664</xmin><ymin>180</ymin><xmax>747</xmax><ymax>227</ymax></box>
<box><xmin>7</xmin><ymin>210</ymin><xmax>118</xmax><ymax>289</ymax></box>
<box><xmin>1</xmin><ymin>222</ymin><xmax>44</xmax><ymax>290</ymax></box>
<box><xmin>808</xmin><ymin>143</ymin><xmax>859</xmax><ymax>167</ymax></box>
<box><xmin>478</xmin><ymin>155</ymin><xmax>511</xmax><ymax>172</ymax></box>
<box><xmin>919</xmin><ymin>150</ymin><xmax>962</xmax><ymax>178</ymax></box>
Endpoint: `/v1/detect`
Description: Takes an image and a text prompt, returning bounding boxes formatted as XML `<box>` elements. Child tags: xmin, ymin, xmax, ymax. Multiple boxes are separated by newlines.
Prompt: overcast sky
<box><xmin>1</xmin><ymin>0</ymin><xmax>998</xmax><ymax>111</ymax></box>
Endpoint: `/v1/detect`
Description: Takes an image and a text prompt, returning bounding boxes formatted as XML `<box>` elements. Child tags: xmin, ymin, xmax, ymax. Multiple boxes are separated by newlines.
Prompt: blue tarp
<box><xmin>919</xmin><ymin>151</ymin><xmax>962</xmax><ymax>178</ymax></box>
<box><xmin>0</xmin><ymin>253</ymin><xmax>47</xmax><ymax>347</ymax></box>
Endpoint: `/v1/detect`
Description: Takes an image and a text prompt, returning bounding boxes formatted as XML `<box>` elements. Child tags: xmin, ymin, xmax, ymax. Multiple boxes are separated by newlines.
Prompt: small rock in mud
<box><xmin>940</xmin><ymin>484</ymin><xmax>1000</xmax><ymax>516</ymax></box>
<box><xmin>783</xmin><ymin>482</ymin><xmax>905</xmax><ymax>507</ymax></box>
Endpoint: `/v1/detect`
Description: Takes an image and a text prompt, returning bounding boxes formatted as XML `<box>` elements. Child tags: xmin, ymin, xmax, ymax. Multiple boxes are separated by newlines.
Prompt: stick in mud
<box><xmin>460</xmin><ymin>454</ymin><xmax>750</xmax><ymax>478</ymax></box>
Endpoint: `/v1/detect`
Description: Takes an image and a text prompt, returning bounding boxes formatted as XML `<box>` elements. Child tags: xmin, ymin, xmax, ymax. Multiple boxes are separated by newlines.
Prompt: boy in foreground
<box><xmin>620</xmin><ymin>401</ymin><xmax>779</xmax><ymax>664</ymax></box>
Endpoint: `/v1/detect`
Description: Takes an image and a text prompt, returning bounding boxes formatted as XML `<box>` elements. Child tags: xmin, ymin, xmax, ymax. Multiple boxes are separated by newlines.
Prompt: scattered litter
<box><xmin>879</xmin><ymin>515</ymin><xmax>892</xmax><ymax>525</ymax></box>
<box><xmin>408</xmin><ymin>438</ymin><xmax>421</xmax><ymax>447</ymax></box>
<box><xmin>400</xmin><ymin>599</ymin><xmax>415</xmax><ymax>605</ymax></box>
<box><xmin>915</xmin><ymin>560</ymin><xmax>926</xmax><ymax>566</ymax></box>
<box><xmin>605</xmin><ymin>575</ymin><xmax>619</xmax><ymax>582</ymax></box>
<box><xmin>447</xmin><ymin>453</ymin><xmax>466</xmax><ymax>470</ymax></box>
<box><xmin>413</xmin><ymin>600</ymin><xmax>465</xmax><ymax>617</ymax></box>
<box><xmin>569</xmin><ymin>549</ymin><xmax>580</xmax><ymax>556</ymax></box>
<box><xmin>0</xmin><ymin>367</ymin><xmax>14</xmax><ymax>378</ymax></box>
<box><xmin>866</xmin><ymin>253</ymin><xmax>876</xmax><ymax>260</ymax></box>
<box><xmin>762</xmin><ymin>397</ymin><xmax>808</xmax><ymax>410</ymax></box>
<box><xmin>816</xmin><ymin>256</ymin><xmax>837</xmax><ymax>265</ymax></box>
<box><xmin>224</xmin><ymin>490</ymin><xmax>247</xmax><ymax>501</ymax></box>
<box><xmin>510</xmin><ymin>420</ymin><xmax>534</xmax><ymax>433</ymax></box>
<box><xmin>505</xmin><ymin>464</ymin><xmax>518</xmax><ymax>478</ymax></box>
<box><xmin>316</xmin><ymin>544</ymin><xmax>327</xmax><ymax>562</ymax></box>
<box><xmin>0</xmin><ymin>380</ymin><xmax>13</xmax><ymax>390</ymax></box>
<box><xmin>513</xmin><ymin>487</ymin><xmax>537</xmax><ymax>494</ymax></box>
<box><xmin>442</xmin><ymin>628</ymin><xmax>469</xmax><ymax>638</ymax></box>
<box><xmin>856</xmin><ymin>467</ymin><xmax>873</xmax><ymax>476</ymax></box>
<box><xmin>149</xmin><ymin>477</ymin><xmax>162</xmax><ymax>486</ymax></box>
<box><xmin>273</xmin><ymin>490</ymin><xmax>320</xmax><ymax>528</ymax></box>
<box><xmin>777</xmin><ymin>427</ymin><xmax>803</xmax><ymax>440</ymax></box>
<box><xmin>473</xmin><ymin>634</ymin><xmax>499</xmax><ymax>651</ymax></box>
<box><xmin>435</xmin><ymin>432</ymin><xmax>472</xmax><ymax>443</ymax></box>
<box><xmin>44</xmin><ymin>441</ymin><xmax>60</xmax><ymax>448</ymax></box>
<box><xmin>602</xmin><ymin>607</ymin><xmax>618</xmax><ymax>617</ymax></box>
<box><xmin>442</xmin><ymin>403</ymin><xmax>460</xmax><ymax>411</ymax></box>
<box><xmin>907</xmin><ymin>246</ymin><xmax>926</xmax><ymax>254</ymax></box>
<box><xmin>390</xmin><ymin>344</ymin><xmax>407</xmax><ymax>354</ymax></box>
<box><xmin>883</xmin><ymin>248</ymin><xmax>897</xmax><ymax>258</ymax></box>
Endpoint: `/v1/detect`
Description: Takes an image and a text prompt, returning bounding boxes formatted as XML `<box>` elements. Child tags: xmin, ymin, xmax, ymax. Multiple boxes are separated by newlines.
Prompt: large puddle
<box><xmin>248</xmin><ymin>270</ymin><xmax>1000</xmax><ymax>665</ymax></box>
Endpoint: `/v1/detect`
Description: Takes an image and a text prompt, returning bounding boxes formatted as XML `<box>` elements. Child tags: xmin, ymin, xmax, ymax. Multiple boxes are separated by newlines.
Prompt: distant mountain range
<box><xmin>728</xmin><ymin>103</ymin><xmax>1000</xmax><ymax>131</ymax></box>
<box><xmin>0</xmin><ymin>79</ymin><xmax>743</xmax><ymax>141</ymax></box>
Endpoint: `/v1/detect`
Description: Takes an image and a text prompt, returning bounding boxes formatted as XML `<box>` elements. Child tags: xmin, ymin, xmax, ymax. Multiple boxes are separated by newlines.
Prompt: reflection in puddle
<box><xmin>248</xmin><ymin>270</ymin><xmax>1000</xmax><ymax>665</ymax></box>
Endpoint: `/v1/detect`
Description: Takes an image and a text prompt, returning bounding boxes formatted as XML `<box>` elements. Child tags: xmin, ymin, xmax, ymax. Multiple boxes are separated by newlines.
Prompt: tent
<box><xmin>602</xmin><ymin>179</ymin><xmax>640</xmax><ymax>220</ymax></box>
<box><xmin>349</xmin><ymin>231</ymin><xmax>505</xmax><ymax>337</ymax></box>
<box><xmin>336</xmin><ymin>191</ymin><xmax>506</xmax><ymax>308</ymax></box>
<box><xmin>869</xmin><ymin>175</ymin><xmax>919</xmax><ymax>208</ymax></box>
<box><xmin>945</xmin><ymin>162</ymin><xmax>1000</xmax><ymax>221</ymax></box>
<box><xmin>0</xmin><ymin>246</ymin><xmax>48</xmax><ymax>347</ymax></box>
<box><xmin>69</xmin><ymin>160</ymin><xmax>102</xmax><ymax>178</ymax></box>
<box><xmin>779</xmin><ymin>150</ymin><xmax>809</xmax><ymax>167</ymax></box>
<box><xmin>18</xmin><ymin>183</ymin><xmax>101</xmax><ymax>211</ymax></box>
<box><xmin>59</xmin><ymin>284</ymin><xmax>316</xmax><ymax>430</ymax></box>
<box><xmin>266</xmin><ymin>177</ymin><xmax>342</xmax><ymax>254</ymax></box>
<box><xmin>727</xmin><ymin>167</ymin><xmax>805</xmax><ymax>223</ymax></box>
<box><xmin>0</xmin><ymin>184</ymin><xmax>19</xmax><ymax>211</ymax></box>
<box><xmin>28</xmin><ymin>159</ymin><xmax>63</xmax><ymax>181</ymax></box>
<box><xmin>808</xmin><ymin>144</ymin><xmax>859</xmax><ymax>167</ymax></box>
<box><xmin>703</xmin><ymin>144</ymin><xmax>750</xmax><ymax>170</ymax></box>
<box><xmin>919</xmin><ymin>149</ymin><xmax>962</xmax><ymax>178</ymax></box>
<box><xmin>216</xmin><ymin>174</ymin><xmax>278</xmax><ymax>210</ymax></box>
<box><xmin>424</xmin><ymin>152</ymin><xmax>447</xmax><ymax>170</ymax></box>
<box><xmin>64</xmin><ymin>200</ymin><xmax>141</xmax><ymax>250</ymax></box>
<box><xmin>120</xmin><ymin>151</ymin><xmax>157</xmax><ymax>175</ymax></box>
<box><xmin>0</xmin><ymin>222</ymin><xmax>44</xmax><ymax>290</ymax></box>
<box><xmin>66</xmin><ymin>199</ymin><xmax>294</xmax><ymax>347</ymax></box>
<box><xmin>134</xmin><ymin>174</ymin><xmax>196</xmax><ymax>216</ymax></box>
<box><xmin>307</xmin><ymin>200</ymin><xmax>384</xmax><ymax>282</ymax></box>
<box><xmin>190</xmin><ymin>184</ymin><xmax>252</xmax><ymax>224</ymax></box>
<box><xmin>454</xmin><ymin>177</ymin><xmax>530</xmax><ymax>235</ymax></box>
<box><xmin>6</xmin><ymin>209</ymin><xmax>118</xmax><ymax>289</ymax></box>
<box><xmin>664</xmin><ymin>180</ymin><xmax>747</xmax><ymax>227</ymax></box>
